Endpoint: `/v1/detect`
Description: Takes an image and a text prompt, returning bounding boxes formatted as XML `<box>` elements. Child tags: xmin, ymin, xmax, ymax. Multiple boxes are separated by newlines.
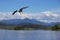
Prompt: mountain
<box><xmin>0</xmin><ymin>18</ymin><xmax>58</xmax><ymax>26</ymax></box>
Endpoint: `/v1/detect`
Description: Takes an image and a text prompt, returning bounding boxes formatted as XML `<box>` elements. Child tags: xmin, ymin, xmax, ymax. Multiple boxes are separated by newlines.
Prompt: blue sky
<box><xmin>0</xmin><ymin>0</ymin><xmax>60</xmax><ymax>12</ymax></box>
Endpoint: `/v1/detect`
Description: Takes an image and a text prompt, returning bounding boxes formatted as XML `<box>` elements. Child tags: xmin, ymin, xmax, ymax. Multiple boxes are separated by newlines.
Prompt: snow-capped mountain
<box><xmin>0</xmin><ymin>18</ymin><xmax>58</xmax><ymax>26</ymax></box>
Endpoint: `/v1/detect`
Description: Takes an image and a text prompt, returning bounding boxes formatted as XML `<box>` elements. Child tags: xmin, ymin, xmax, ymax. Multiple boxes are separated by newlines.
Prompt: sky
<box><xmin>0</xmin><ymin>0</ymin><xmax>60</xmax><ymax>23</ymax></box>
<box><xmin>0</xmin><ymin>0</ymin><xmax>60</xmax><ymax>12</ymax></box>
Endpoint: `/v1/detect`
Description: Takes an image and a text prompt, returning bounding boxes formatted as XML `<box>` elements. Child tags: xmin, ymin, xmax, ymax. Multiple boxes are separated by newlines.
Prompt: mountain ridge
<box><xmin>0</xmin><ymin>18</ymin><xmax>58</xmax><ymax>26</ymax></box>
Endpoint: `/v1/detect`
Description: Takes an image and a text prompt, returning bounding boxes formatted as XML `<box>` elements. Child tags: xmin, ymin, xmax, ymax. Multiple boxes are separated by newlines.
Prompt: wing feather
<box><xmin>20</xmin><ymin>6</ymin><xmax>29</xmax><ymax>10</ymax></box>
<box><xmin>12</xmin><ymin>10</ymin><xmax>17</xmax><ymax>15</ymax></box>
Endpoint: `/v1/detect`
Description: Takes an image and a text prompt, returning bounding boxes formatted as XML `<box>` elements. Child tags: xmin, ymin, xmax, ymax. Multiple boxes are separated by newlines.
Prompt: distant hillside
<box><xmin>0</xmin><ymin>21</ymin><xmax>60</xmax><ymax>30</ymax></box>
<box><xmin>0</xmin><ymin>18</ymin><xmax>58</xmax><ymax>26</ymax></box>
<box><xmin>51</xmin><ymin>23</ymin><xmax>60</xmax><ymax>30</ymax></box>
<box><xmin>0</xmin><ymin>23</ymin><xmax>48</xmax><ymax>30</ymax></box>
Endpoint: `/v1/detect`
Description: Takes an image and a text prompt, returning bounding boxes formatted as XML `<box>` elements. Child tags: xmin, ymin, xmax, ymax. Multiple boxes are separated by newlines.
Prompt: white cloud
<box><xmin>0</xmin><ymin>11</ymin><xmax>60</xmax><ymax>23</ymax></box>
<box><xmin>41</xmin><ymin>11</ymin><xmax>59</xmax><ymax>17</ymax></box>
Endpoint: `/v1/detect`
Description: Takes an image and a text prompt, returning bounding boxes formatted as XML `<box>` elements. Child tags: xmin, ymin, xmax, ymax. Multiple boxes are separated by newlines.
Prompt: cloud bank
<box><xmin>0</xmin><ymin>11</ymin><xmax>60</xmax><ymax>23</ymax></box>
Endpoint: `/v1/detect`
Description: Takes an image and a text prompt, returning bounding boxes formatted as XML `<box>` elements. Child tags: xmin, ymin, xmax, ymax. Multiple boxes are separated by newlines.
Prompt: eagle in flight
<box><xmin>12</xmin><ymin>6</ymin><xmax>29</xmax><ymax>15</ymax></box>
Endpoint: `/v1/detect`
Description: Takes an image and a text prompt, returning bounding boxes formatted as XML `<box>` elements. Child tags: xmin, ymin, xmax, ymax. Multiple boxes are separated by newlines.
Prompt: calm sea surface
<box><xmin>0</xmin><ymin>30</ymin><xmax>60</xmax><ymax>40</ymax></box>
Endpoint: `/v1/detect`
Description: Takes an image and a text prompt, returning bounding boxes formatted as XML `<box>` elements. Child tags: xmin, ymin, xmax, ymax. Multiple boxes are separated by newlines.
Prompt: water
<box><xmin>0</xmin><ymin>30</ymin><xmax>60</xmax><ymax>40</ymax></box>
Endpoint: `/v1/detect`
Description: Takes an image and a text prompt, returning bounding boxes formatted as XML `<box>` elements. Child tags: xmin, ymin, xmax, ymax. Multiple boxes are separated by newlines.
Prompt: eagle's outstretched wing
<box><xmin>20</xmin><ymin>6</ymin><xmax>29</xmax><ymax>10</ymax></box>
<box><xmin>12</xmin><ymin>10</ymin><xmax>17</xmax><ymax>15</ymax></box>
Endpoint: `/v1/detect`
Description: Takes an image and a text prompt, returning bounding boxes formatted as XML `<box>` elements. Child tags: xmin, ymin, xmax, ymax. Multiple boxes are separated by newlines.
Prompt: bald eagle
<box><xmin>12</xmin><ymin>6</ymin><xmax>29</xmax><ymax>15</ymax></box>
